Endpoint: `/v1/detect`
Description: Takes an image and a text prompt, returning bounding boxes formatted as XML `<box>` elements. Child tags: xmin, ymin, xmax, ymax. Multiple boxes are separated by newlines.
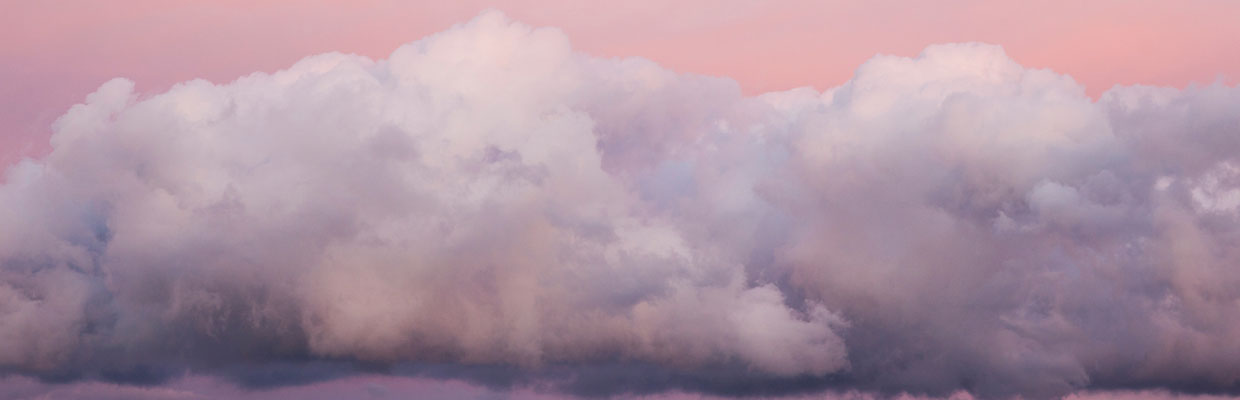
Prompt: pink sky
<box><xmin>2</xmin><ymin>0</ymin><xmax>1238</xmax><ymax>167</ymax></box>
<box><xmin>5</xmin><ymin>373</ymin><xmax>1239</xmax><ymax>400</ymax></box>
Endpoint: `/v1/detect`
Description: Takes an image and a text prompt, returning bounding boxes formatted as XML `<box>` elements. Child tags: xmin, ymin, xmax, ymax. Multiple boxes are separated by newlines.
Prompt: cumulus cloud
<box><xmin>2</xmin><ymin>10</ymin><xmax>1240</xmax><ymax>400</ymax></box>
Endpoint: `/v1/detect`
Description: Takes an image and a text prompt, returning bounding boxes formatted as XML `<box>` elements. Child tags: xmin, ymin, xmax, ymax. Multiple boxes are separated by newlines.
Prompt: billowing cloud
<box><xmin>2</xmin><ymin>10</ymin><xmax>1240</xmax><ymax>399</ymax></box>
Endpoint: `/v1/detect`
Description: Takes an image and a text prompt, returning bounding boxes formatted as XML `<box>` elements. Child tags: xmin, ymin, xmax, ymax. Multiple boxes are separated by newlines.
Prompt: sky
<box><xmin>2</xmin><ymin>2</ymin><xmax>1240</xmax><ymax>400</ymax></box>
<box><xmin>3</xmin><ymin>0</ymin><xmax>1239</xmax><ymax>167</ymax></box>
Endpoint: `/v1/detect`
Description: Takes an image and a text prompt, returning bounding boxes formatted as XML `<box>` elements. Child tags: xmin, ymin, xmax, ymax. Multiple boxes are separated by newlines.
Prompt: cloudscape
<box><xmin>2</xmin><ymin>5</ymin><xmax>1240</xmax><ymax>400</ymax></box>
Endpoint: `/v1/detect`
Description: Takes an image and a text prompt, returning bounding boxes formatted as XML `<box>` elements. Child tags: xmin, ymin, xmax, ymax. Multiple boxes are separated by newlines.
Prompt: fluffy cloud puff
<box><xmin>2</xmin><ymin>10</ymin><xmax>1240</xmax><ymax>399</ymax></box>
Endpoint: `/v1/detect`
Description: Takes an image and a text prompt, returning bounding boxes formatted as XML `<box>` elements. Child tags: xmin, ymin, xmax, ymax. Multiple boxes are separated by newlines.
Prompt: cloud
<box><xmin>2</xmin><ymin>10</ymin><xmax>1240</xmax><ymax>400</ymax></box>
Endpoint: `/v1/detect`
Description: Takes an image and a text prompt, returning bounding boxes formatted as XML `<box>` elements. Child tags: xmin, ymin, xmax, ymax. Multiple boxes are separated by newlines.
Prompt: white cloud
<box><xmin>3</xmin><ymin>10</ymin><xmax>1240</xmax><ymax>399</ymax></box>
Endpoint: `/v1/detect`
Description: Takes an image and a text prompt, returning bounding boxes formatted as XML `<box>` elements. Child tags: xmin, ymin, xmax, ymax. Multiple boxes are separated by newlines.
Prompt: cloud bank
<box><xmin>2</xmin><ymin>11</ymin><xmax>1240</xmax><ymax>399</ymax></box>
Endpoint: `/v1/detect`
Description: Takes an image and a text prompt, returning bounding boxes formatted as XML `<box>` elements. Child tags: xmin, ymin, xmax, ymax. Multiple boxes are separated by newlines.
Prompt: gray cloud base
<box><xmin>2</xmin><ymin>11</ymin><xmax>1239</xmax><ymax>399</ymax></box>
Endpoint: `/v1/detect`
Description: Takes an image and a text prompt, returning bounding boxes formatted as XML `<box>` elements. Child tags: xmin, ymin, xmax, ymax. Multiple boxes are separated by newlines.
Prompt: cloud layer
<box><xmin>2</xmin><ymin>11</ymin><xmax>1240</xmax><ymax>399</ymax></box>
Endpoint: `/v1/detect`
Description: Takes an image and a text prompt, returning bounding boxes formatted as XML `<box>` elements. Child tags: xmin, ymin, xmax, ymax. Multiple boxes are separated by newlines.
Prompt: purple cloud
<box><xmin>2</xmin><ymin>11</ymin><xmax>1240</xmax><ymax>400</ymax></box>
